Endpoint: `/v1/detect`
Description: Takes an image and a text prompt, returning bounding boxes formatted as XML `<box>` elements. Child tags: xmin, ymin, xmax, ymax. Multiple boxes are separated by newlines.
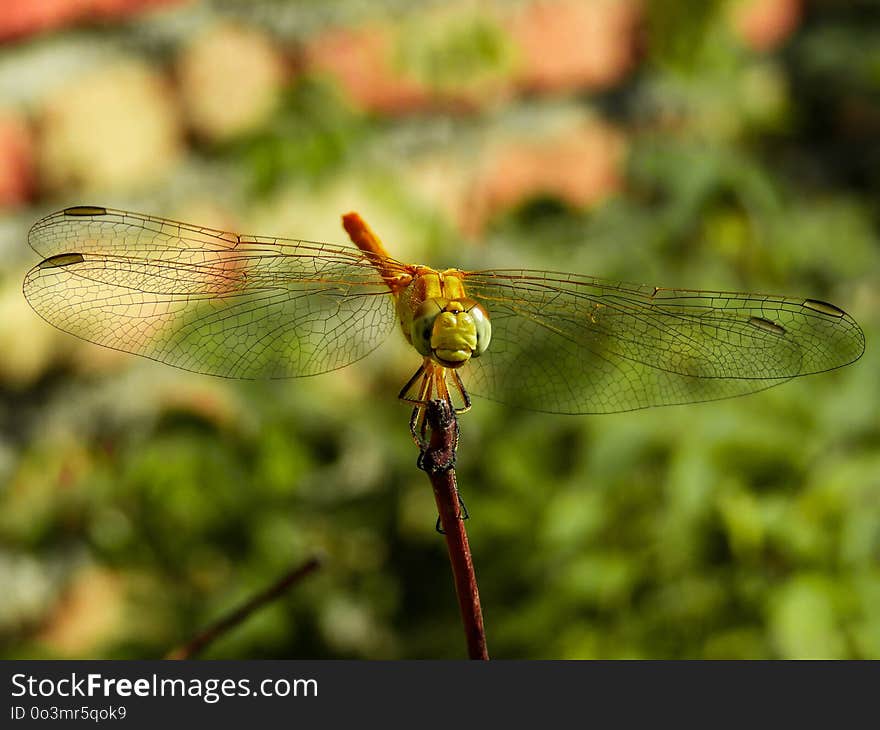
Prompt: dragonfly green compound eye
<box><xmin>410</xmin><ymin>298</ymin><xmax>492</xmax><ymax>367</ymax></box>
<box><xmin>411</xmin><ymin>299</ymin><xmax>445</xmax><ymax>357</ymax></box>
<box><xmin>465</xmin><ymin>300</ymin><xmax>491</xmax><ymax>358</ymax></box>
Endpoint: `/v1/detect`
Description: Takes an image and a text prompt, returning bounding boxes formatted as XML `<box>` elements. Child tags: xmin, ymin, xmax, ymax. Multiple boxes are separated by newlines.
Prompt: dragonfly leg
<box><xmin>399</xmin><ymin>361</ymin><xmax>427</xmax><ymax>404</ymax></box>
<box><xmin>409</xmin><ymin>404</ymin><xmax>428</xmax><ymax>446</ymax></box>
<box><xmin>405</xmin><ymin>363</ymin><xmax>434</xmax><ymax>446</ymax></box>
<box><xmin>435</xmin><ymin>493</ymin><xmax>470</xmax><ymax>534</ymax></box>
<box><xmin>401</xmin><ymin>361</ymin><xmax>468</xmax><ymax>445</ymax></box>
<box><xmin>449</xmin><ymin>368</ymin><xmax>472</xmax><ymax>414</ymax></box>
<box><xmin>433</xmin><ymin>371</ymin><xmax>462</xmax><ymax>455</ymax></box>
<box><xmin>402</xmin><ymin>360</ymin><xmax>465</xmax><ymax>446</ymax></box>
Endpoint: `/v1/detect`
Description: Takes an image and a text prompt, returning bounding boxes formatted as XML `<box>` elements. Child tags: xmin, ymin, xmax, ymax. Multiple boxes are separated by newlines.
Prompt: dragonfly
<box><xmin>23</xmin><ymin>206</ymin><xmax>865</xmax><ymax>441</ymax></box>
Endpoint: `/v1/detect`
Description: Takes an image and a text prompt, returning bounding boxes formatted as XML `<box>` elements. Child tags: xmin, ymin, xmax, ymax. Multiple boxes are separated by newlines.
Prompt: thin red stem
<box><xmin>419</xmin><ymin>399</ymin><xmax>488</xmax><ymax>660</ymax></box>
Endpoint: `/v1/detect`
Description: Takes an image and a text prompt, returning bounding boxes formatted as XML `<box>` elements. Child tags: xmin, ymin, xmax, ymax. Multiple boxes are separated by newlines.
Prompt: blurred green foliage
<box><xmin>395</xmin><ymin>9</ymin><xmax>515</xmax><ymax>92</ymax></box>
<box><xmin>222</xmin><ymin>79</ymin><xmax>369</xmax><ymax>195</ymax></box>
<box><xmin>1</xmin><ymin>0</ymin><xmax>878</xmax><ymax>659</ymax></box>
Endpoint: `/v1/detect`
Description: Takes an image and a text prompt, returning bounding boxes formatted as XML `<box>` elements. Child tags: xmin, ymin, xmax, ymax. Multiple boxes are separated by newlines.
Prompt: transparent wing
<box><xmin>461</xmin><ymin>269</ymin><xmax>865</xmax><ymax>414</ymax></box>
<box><xmin>23</xmin><ymin>207</ymin><xmax>403</xmax><ymax>379</ymax></box>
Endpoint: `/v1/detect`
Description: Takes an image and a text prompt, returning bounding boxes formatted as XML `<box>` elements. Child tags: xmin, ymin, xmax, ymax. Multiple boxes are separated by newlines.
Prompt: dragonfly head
<box><xmin>411</xmin><ymin>298</ymin><xmax>491</xmax><ymax>369</ymax></box>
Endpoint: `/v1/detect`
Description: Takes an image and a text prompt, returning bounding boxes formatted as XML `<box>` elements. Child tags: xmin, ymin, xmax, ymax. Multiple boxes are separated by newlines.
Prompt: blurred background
<box><xmin>0</xmin><ymin>0</ymin><xmax>878</xmax><ymax>659</ymax></box>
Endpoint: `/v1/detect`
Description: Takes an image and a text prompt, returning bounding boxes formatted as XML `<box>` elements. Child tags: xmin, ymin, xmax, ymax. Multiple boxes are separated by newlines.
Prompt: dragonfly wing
<box><xmin>23</xmin><ymin>207</ymin><xmax>399</xmax><ymax>379</ymax></box>
<box><xmin>461</xmin><ymin>270</ymin><xmax>865</xmax><ymax>414</ymax></box>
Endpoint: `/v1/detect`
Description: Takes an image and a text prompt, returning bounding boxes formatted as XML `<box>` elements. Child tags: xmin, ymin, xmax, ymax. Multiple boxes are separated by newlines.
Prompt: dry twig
<box><xmin>166</xmin><ymin>555</ymin><xmax>322</xmax><ymax>660</ymax></box>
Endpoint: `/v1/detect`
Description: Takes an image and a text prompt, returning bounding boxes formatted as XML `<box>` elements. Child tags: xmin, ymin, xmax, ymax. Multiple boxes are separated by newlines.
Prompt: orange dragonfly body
<box><xmin>24</xmin><ymin>206</ymin><xmax>865</xmax><ymax>440</ymax></box>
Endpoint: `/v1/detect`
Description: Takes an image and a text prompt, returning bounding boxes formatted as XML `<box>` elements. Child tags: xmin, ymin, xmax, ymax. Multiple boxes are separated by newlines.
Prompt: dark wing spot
<box><xmin>63</xmin><ymin>206</ymin><xmax>108</xmax><ymax>217</ymax></box>
<box><xmin>803</xmin><ymin>299</ymin><xmax>845</xmax><ymax>317</ymax></box>
<box><xmin>38</xmin><ymin>253</ymin><xmax>86</xmax><ymax>269</ymax></box>
<box><xmin>748</xmin><ymin>316</ymin><xmax>786</xmax><ymax>336</ymax></box>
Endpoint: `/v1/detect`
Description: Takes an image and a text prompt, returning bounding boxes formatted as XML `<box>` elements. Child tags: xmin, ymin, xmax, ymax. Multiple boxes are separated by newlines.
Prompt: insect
<box><xmin>23</xmin><ymin>206</ymin><xmax>865</xmax><ymax>441</ymax></box>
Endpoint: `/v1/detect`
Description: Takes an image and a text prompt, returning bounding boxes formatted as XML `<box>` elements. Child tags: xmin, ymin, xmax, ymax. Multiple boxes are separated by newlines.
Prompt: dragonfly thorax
<box><xmin>410</xmin><ymin>298</ymin><xmax>491</xmax><ymax>369</ymax></box>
